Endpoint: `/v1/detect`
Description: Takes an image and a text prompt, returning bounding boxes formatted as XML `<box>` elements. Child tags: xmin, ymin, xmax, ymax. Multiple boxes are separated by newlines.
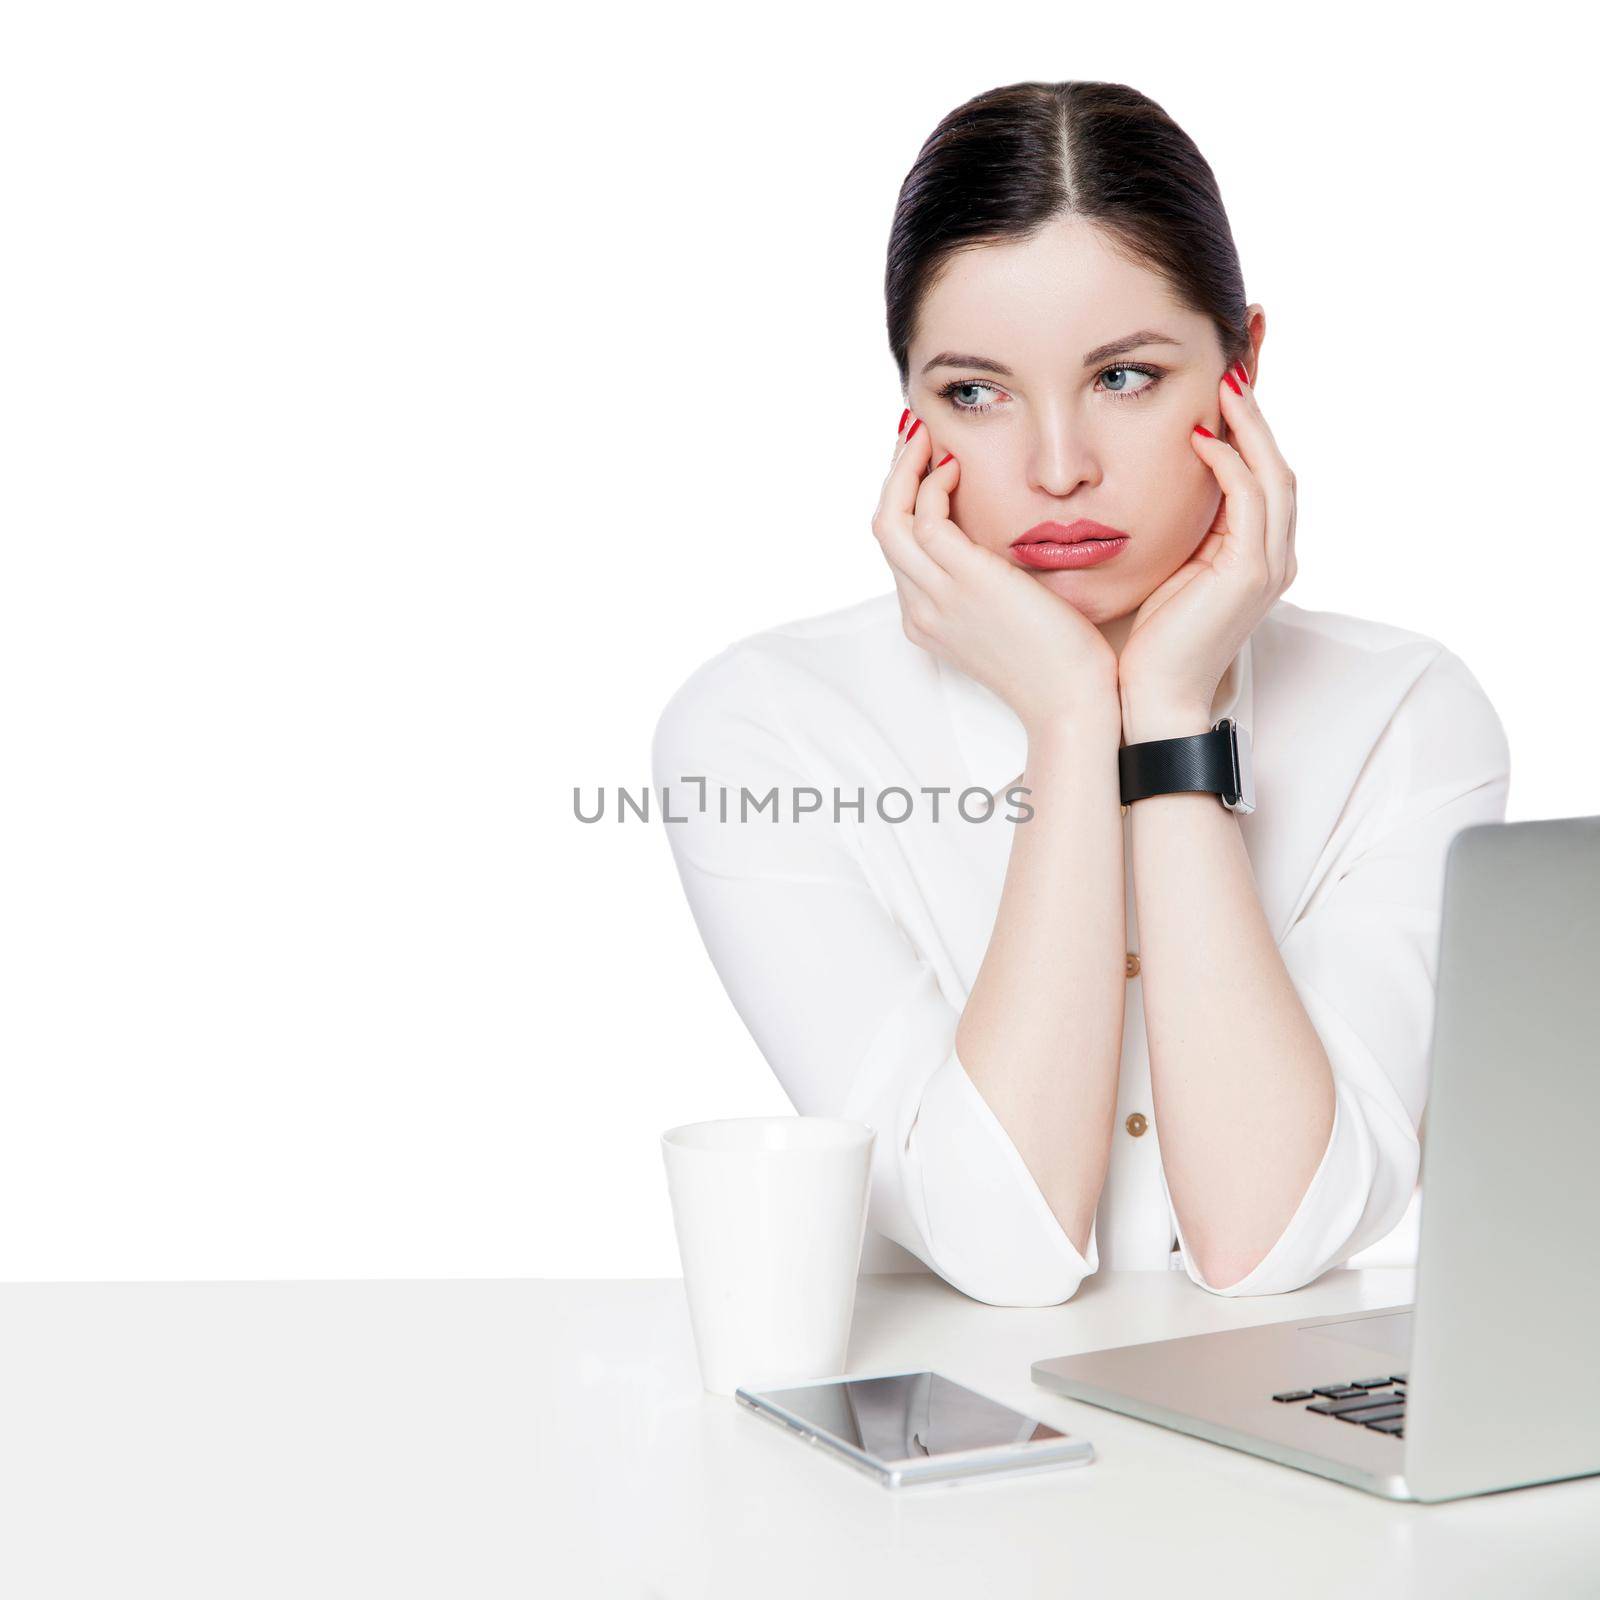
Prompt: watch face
<box><xmin>1228</xmin><ymin>723</ymin><xmax>1254</xmax><ymax>812</ymax></box>
<box><xmin>1227</xmin><ymin>721</ymin><xmax>1255</xmax><ymax>814</ymax></box>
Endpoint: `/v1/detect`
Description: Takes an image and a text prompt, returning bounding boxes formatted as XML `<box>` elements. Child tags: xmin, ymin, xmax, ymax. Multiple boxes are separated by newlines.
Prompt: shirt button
<box><xmin>1126</xmin><ymin>1112</ymin><xmax>1148</xmax><ymax>1138</ymax></box>
<box><xmin>1125</xmin><ymin>952</ymin><xmax>1140</xmax><ymax>979</ymax></box>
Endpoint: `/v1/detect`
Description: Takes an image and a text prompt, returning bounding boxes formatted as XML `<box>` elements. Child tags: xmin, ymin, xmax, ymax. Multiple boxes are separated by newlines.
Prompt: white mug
<box><xmin>660</xmin><ymin>1116</ymin><xmax>875</xmax><ymax>1396</ymax></box>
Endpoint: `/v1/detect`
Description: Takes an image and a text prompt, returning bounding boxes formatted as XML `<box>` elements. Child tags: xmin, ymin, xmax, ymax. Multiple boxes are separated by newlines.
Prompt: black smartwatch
<box><xmin>1118</xmin><ymin>716</ymin><xmax>1255</xmax><ymax>814</ymax></box>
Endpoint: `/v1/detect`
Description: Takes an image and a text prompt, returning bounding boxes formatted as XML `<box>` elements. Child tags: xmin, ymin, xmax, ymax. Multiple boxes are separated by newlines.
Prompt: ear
<box><xmin>1241</xmin><ymin>303</ymin><xmax>1267</xmax><ymax>387</ymax></box>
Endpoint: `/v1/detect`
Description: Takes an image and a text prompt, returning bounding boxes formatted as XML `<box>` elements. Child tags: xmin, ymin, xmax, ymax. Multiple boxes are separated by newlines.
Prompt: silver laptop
<box><xmin>1032</xmin><ymin>816</ymin><xmax>1600</xmax><ymax>1503</ymax></box>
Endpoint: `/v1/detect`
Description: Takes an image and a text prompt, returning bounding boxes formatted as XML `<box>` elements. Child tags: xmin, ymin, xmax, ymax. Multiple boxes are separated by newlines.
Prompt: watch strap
<box><xmin>1119</xmin><ymin>719</ymin><xmax>1241</xmax><ymax>807</ymax></box>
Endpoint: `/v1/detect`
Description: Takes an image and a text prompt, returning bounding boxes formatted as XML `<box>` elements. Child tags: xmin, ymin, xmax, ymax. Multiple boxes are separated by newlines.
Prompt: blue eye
<box><xmin>934</xmin><ymin>363</ymin><xmax>1164</xmax><ymax>414</ymax></box>
<box><xmin>1098</xmin><ymin>363</ymin><xmax>1161</xmax><ymax>399</ymax></box>
<box><xmin>937</xmin><ymin>380</ymin><xmax>1003</xmax><ymax>413</ymax></box>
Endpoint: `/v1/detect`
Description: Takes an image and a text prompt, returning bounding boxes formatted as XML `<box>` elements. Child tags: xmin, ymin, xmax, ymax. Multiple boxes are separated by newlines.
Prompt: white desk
<box><xmin>2</xmin><ymin>1271</ymin><xmax>1596</xmax><ymax>1598</ymax></box>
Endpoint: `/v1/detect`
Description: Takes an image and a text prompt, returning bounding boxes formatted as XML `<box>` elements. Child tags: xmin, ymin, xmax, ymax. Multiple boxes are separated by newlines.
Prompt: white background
<box><xmin>1</xmin><ymin>2</ymin><xmax>1592</xmax><ymax>1279</ymax></box>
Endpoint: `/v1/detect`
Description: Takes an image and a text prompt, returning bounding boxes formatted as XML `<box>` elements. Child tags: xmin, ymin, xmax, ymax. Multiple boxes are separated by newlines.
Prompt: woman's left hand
<box><xmin>1116</xmin><ymin>359</ymin><xmax>1298</xmax><ymax>729</ymax></box>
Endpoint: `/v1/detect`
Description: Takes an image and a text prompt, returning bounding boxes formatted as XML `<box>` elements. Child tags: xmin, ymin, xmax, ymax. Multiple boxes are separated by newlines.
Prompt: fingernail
<box><xmin>1223</xmin><ymin>370</ymin><xmax>1241</xmax><ymax>396</ymax></box>
<box><xmin>897</xmin><ymin>407</ymin><xmax>909</xmax><ymax>434</ymax></box>
<box><xmin>1234</xmin><ymin>360</ymin><xmax>1250</xmax><ymax>388</ymax></box>
<box><xmin>1194</xmin><ymin>424</ymin><xmax>1215</xmax><ymax>438</ymax></box>
<box><xmin>936</xmin><ymin>450</ymin><xmax>953</xmax><ymax>467</ymax></box>
<box><xmin>905</xmin><ymin>417</ymin><xmax>922</xmax><ymax>440</ymax></box>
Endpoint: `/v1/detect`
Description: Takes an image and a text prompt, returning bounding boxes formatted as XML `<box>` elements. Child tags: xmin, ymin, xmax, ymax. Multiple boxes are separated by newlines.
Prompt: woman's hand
<box><xmin>1116</xmin><ymin>360</ymin><xmax>1298</xmax><ymax>734</ymax></box>
<box><xmin>873</xmin><ymin>411</ymin><xmax>1120</xmax><ymax>732</ymax></box>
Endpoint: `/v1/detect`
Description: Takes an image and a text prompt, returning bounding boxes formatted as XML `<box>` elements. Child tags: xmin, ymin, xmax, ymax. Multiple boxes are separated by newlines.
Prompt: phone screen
<box><xmin>746</xmin><ymin>1370</ymin><xmax>1065</xmax><ymax>1462</ymax></box>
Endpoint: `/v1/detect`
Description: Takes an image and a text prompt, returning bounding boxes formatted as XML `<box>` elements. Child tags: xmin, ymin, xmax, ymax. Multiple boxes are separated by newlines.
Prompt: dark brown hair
<box><xmin>885</xmin><ymin>81</ymin><xmax>1250</xmax><ymax>391</ymax></box>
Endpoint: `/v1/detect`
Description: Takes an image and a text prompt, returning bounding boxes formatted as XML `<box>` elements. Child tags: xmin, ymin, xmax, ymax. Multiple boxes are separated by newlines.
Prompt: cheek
<box><xmin>1124</xmin><ymin>429</ymin><xmax>1212</xmax><ymax>510</ymax></box>
<box><xmin>944</xmin><ymin>463</ymin><xmax>1015</xmax><ymax>557</ymax></box>
<box><xmin>1126</xmin><ymin>440</ymin><xmax>1223</xmax><ymax>558</ymax></box>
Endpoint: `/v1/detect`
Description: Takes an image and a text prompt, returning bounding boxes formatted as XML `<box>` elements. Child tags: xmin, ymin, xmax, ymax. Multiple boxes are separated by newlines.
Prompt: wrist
<box><xmin>1022</xmin><ymin>692</ymin><xmax>1123</xmax><ymax>746</ymax></box>
<box><xmin>1120</xmin><ymin>694</ymin><xmax>1214</xmax><ymax>744</ymax></box>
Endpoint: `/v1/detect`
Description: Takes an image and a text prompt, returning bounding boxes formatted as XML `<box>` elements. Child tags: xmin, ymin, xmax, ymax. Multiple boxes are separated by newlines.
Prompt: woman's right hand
<box><xmin>872</xmin><ymin>412</ymin><xmax>1121</xmax><ymax>732</ymax></box>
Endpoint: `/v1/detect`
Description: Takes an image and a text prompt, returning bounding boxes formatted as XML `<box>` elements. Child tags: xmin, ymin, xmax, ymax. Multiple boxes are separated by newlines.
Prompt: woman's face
<box><xmin>903</xmin><ymin>215</ymin><xmax>1259</xmax><ymax>631</ymax></box>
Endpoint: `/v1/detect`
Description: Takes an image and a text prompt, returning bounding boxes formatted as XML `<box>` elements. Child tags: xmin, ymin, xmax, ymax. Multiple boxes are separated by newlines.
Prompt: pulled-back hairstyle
<box><xmin>885</xmin><ymin>81</ymin><xmax>1250</xmax><ymax>390</ymax></box>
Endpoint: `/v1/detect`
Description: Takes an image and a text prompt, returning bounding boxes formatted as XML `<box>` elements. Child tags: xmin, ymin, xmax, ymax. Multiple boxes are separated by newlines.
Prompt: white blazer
<box><xmin>651</xmin><ymin>593</ymin><xmax>1511</xmax><ymax>1306</ymax></box>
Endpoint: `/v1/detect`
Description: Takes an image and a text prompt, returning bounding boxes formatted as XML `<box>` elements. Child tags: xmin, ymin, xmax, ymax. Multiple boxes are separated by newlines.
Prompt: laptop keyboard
<box><xmin>1271</xmin><ymin>1373</ymin><xmax>1407</xmax><ymax>1437</ymax></box>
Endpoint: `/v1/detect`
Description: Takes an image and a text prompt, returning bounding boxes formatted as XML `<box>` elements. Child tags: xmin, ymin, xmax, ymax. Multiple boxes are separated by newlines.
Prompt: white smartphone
<box><xmin>735</xmin><ymin>1369</ymin><xmax>1094</xmax><ymax>1489</ymax></box>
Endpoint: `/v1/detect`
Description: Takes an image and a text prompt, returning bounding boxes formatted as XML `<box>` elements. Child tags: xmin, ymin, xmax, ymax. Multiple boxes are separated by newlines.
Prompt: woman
<box><xmin>650</xmin><ymin>81</ymin><xmax>1509</xmax><ymax>1307</ymax></box>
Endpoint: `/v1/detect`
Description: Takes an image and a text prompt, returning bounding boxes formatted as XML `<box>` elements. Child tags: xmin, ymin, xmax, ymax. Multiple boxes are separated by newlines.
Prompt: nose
<box><xmin>1026</xmin><ymin>411</ymin><xmax>1101</xmax><ymax>497</ymax></box>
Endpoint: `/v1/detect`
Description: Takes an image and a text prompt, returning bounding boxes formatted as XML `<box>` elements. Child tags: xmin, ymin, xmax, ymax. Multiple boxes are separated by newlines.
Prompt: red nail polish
<box><xmin>936</xmin><ymin>451</ymin><xmax>953</xmax><ymax>467</ymax></box>
<box><xmin>1223</xmin><ymin>370</ymin><xmax>1241</xmax><ymax>396</ymax></box>
<box><xmin>1194</xmin><ymin>424</ymin><xmax>1215</xmax><ymax>438</ymax></box>
<box><xmin>1235</xmin><ymin>360</ymin><xmax>1250</xmax><ymax>388</ymax></box>
<box><xmin>906</xmin><ymin>418</ymin><xmax>922</xmax><ymax>440</ymax></box>
<box><xmin>897</xmin><ymin>407</ymin><xmax>909</xmax><ymax>434</ymax></box>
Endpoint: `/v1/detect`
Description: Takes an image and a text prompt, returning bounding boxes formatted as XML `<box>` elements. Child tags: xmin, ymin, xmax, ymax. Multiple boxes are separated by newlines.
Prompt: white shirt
<box><xmin>651</xmin><ymin>593</ymin><xmax>1511</xmax><ymax>1306</ymax></box>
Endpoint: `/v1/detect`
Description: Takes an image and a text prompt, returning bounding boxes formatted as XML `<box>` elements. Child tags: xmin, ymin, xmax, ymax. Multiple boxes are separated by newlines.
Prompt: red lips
<box><xmin>1012</xmin><ymin>519</ymin><xmax>1128</xmax><ymax>546</ymax></box>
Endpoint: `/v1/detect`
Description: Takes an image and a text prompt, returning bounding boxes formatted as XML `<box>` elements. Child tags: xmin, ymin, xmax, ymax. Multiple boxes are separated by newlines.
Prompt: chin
<box><xmin>1028</xmin><ymin>568</ymin><xmax>1128</xmax><ymax>618</ymax></box>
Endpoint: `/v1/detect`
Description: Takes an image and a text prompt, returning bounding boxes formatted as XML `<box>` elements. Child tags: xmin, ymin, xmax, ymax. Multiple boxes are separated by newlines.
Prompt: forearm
<box><xmin>955</xmin><ymin>699</ymin><xmax>1126</xmax><ymax>1259</ymax></box>
<box><xmin>1124</xmin><ymin>695</ymin><xmax>1336</xmax><ymax>1288</ymax></box>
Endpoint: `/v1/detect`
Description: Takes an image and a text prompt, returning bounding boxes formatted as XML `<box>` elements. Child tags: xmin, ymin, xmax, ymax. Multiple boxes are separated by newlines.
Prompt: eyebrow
<box><xmin>919</xmin><ymin>329</ymin><xmax>1184</xmax><ymax>378</ymax></box>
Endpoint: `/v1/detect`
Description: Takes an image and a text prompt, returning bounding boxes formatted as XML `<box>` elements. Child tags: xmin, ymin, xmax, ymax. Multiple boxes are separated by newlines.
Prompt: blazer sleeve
<box><xmin>651</xmin><ymin>647</ymin><xmax>1098</xmax><ymax>1308</ymax></box>
<box><xmin>1167</xmin><ymin>646</ymin><xmax>1512</xmax><ymax>1296</ymax></box>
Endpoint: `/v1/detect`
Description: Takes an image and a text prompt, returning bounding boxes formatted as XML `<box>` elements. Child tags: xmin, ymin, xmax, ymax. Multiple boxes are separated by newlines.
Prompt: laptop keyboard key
<box><xmin>1308</xmin><ymin>1393</ymin><xmax>1410</xmax><ymax>1417</ymax></box>
<box><xmin>1335</xmin><ymin>1403</ymin><xmax>1405</xmax><ymax>1424</ymax></box>
<box><xmin>1365</xmin><ymin>1417</ymin><xmax>1405</xmax><ymax>1434</ymax></box>
<box><xmin>1311</xmin><ymin>1386</ymin><xmax>1369</xmax><ymax>1399</ymax></box>
<box><xmin>1352</xmin><ymin>1377</ymin><xmax>1394</xmax><ymax>1388</ymax></box>
<box><xmin>1272</xmin><ymin>1390</ymin><xmax>1315</xmax><ymax>1403</ymax></box>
